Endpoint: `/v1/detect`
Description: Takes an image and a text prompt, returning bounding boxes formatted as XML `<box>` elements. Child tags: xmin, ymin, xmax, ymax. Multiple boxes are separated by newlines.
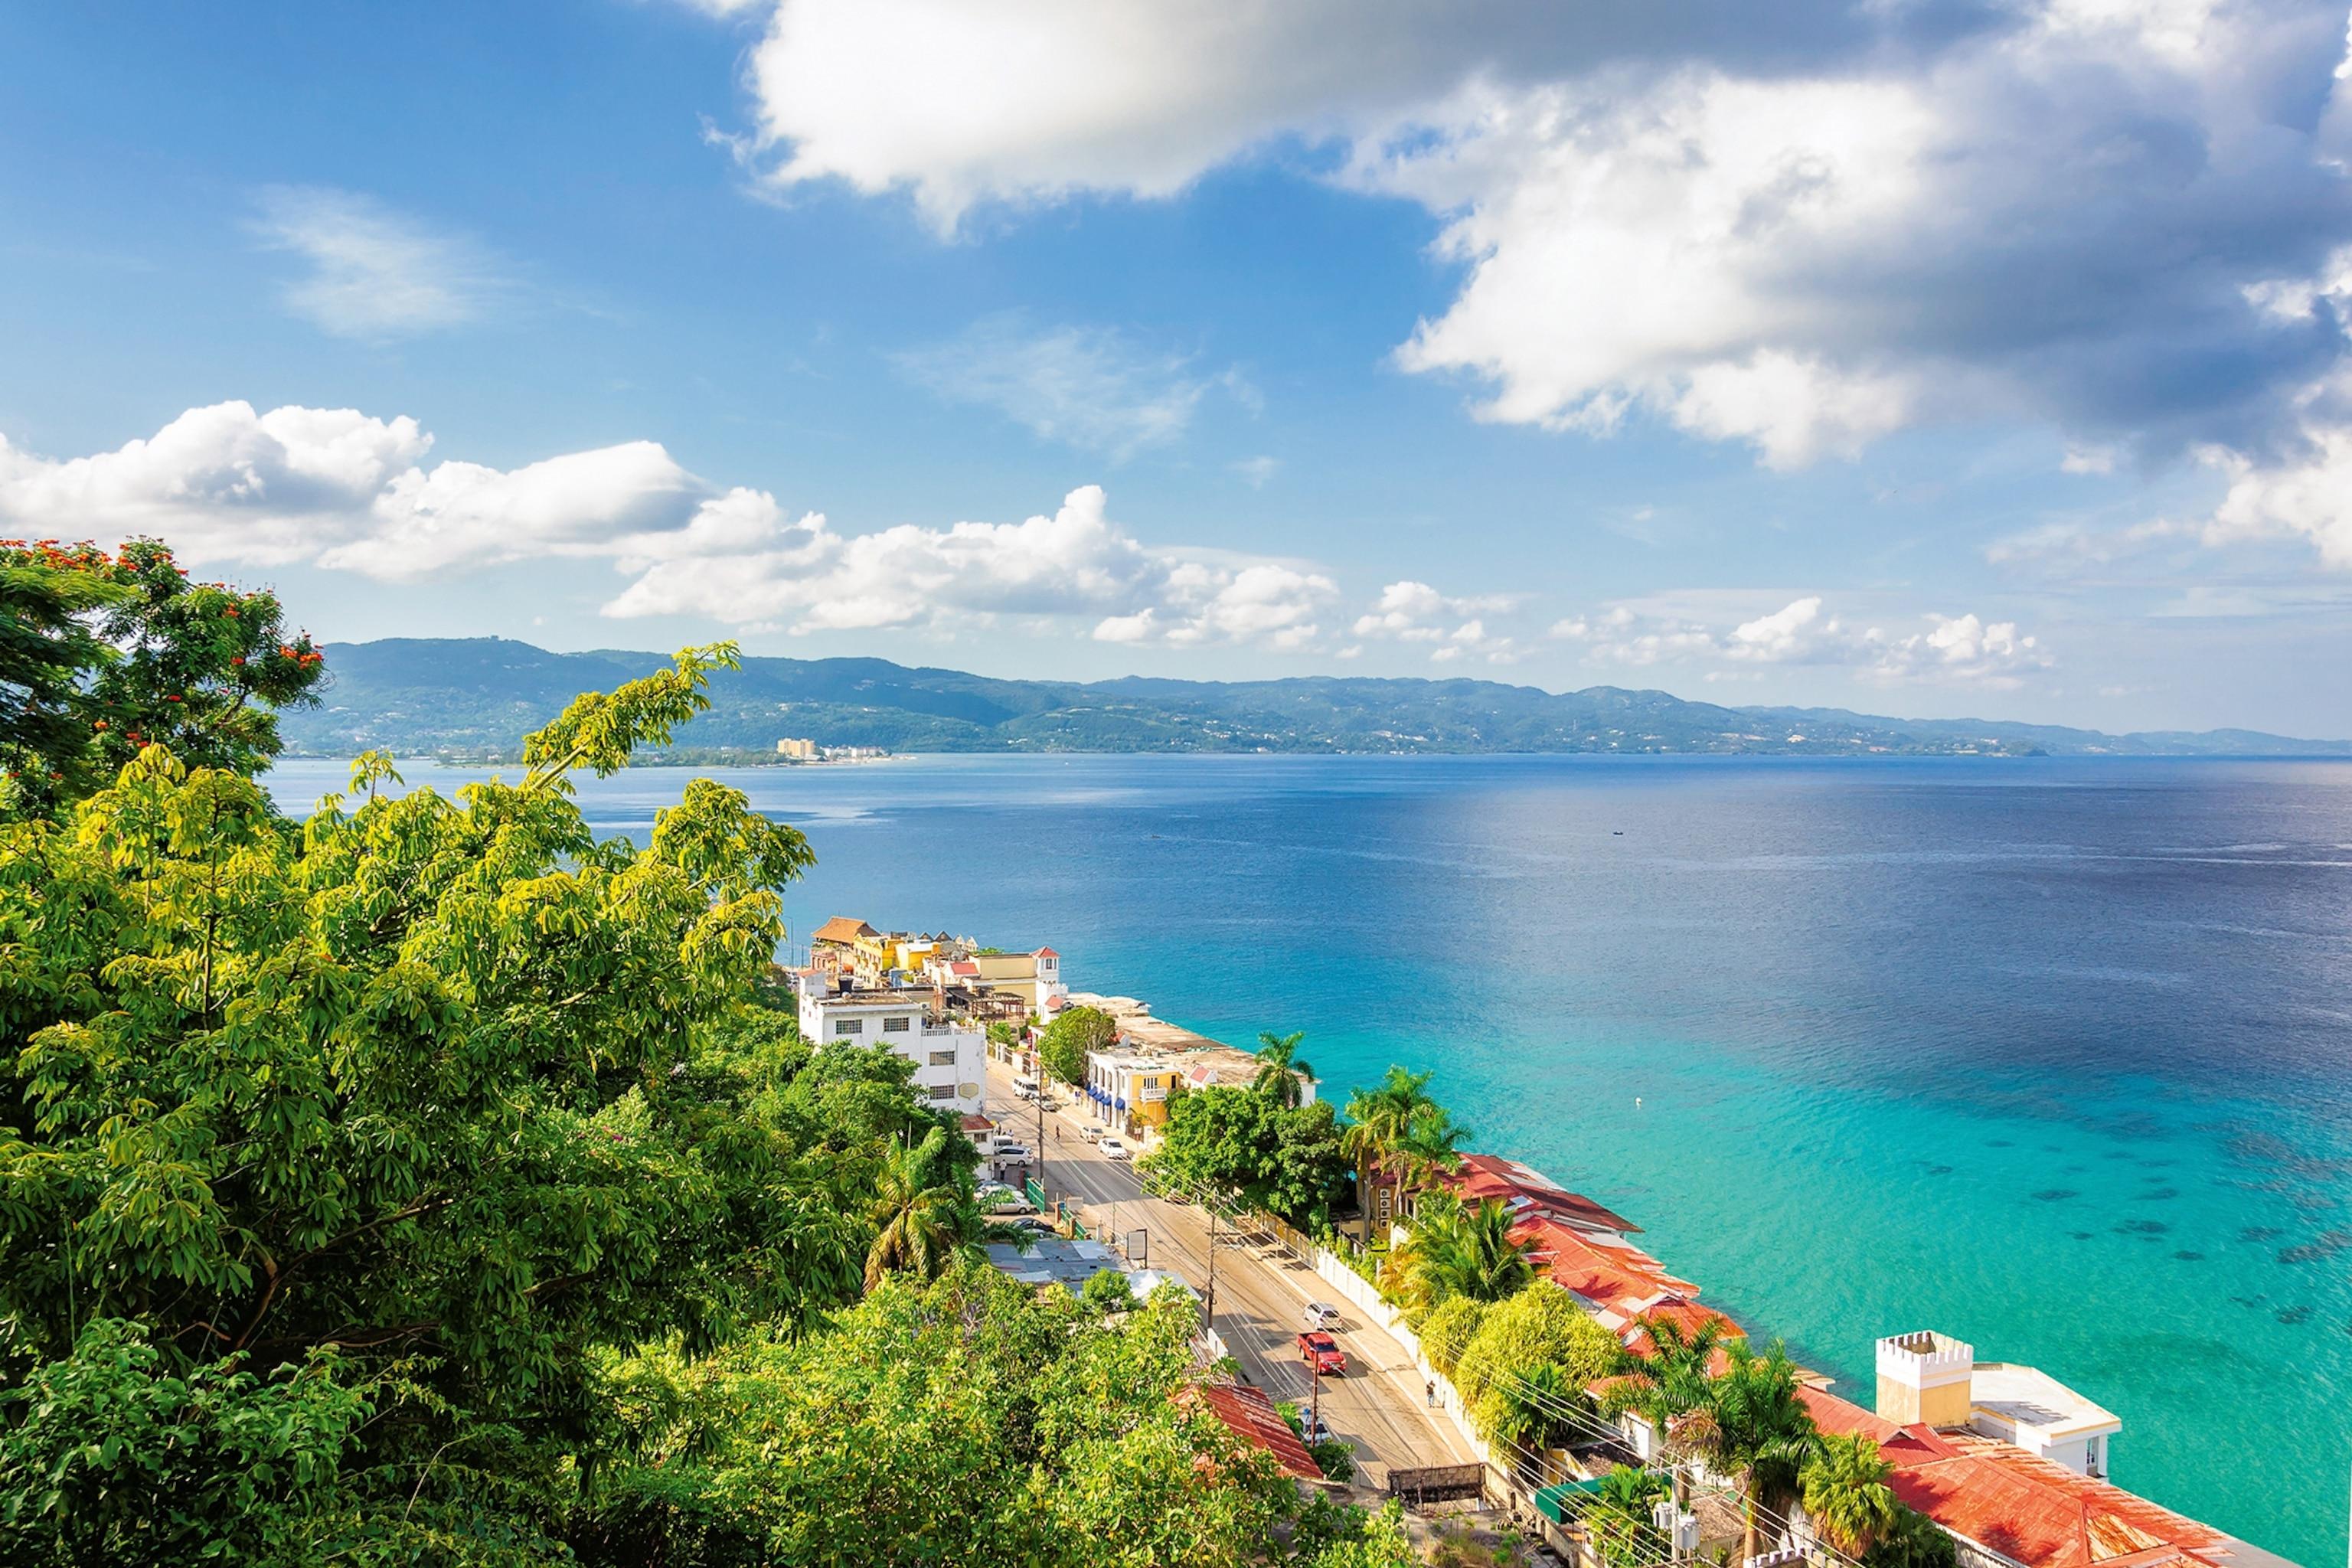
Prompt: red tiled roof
<box><xmin>950</xmin><ymin>961</ymin><xmax>980</xmax><ymax>976</ymax></box>
<box><xmin>1183</xmin><ymin>1383</ymin><xmax>1325</xmax><ymax>1483</ymax></box>
<box><xmin>1511</xmin><ymin>1214</ymin><xmax>1697</xmax><ymax>1315</ymax></box>
<box><xmin>1034</xmin><ymin>946</ymin><xmax>1060</xmax><ymax>958</ymax></box>
<box><xmin>1797</xmin><ymin>1389</ymin><xmax>2230</xmax><ymax>1568</ymax></box>
<box><xmin>961</xmin><ymin>1114</ymin><xmax>995</xmax><ymax>1132</ymax></box>
<box><xmin>1443</xmin><ymin>1153</ymin><xmax>1643</xmax><ymax>1235</ymax></box>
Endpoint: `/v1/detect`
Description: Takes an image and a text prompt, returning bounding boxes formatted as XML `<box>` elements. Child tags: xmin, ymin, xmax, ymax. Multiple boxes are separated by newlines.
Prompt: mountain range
<box><xmin>276</xmin><ymin>638</ymin><xmax>2352</xmax><ymax>762</ymax></box>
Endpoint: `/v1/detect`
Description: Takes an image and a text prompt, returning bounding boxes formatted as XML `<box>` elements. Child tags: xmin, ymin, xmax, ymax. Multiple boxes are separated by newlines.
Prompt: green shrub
<box><xmin>1452</xmin><ymin>1282</ymin><xmax>1621</xmax><ymax>1446</ymax></box>
<box><xmin>1420</xmin><ymin>1296</ymin><xmax>1488</xmax><ymax>1377</ymax></box>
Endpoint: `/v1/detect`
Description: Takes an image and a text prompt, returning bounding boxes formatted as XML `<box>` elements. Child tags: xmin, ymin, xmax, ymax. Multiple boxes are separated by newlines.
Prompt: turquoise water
<box><xmin>268</xmin><ymin>754</ymin><xmax>2352</xmax><ymax>1564</ymax></box>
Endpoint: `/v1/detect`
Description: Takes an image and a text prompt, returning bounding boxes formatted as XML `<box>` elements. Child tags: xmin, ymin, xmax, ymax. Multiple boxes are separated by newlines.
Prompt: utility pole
<box><xmin>1204</xmin><ymin>1203</ymin><xmax>1218</xmax><ymax>1330</ymax></box>
<box><xmin>1309</xmin><ymin>1355</ymin><xmax>1323</xmax><ymax>1440</ymax></box>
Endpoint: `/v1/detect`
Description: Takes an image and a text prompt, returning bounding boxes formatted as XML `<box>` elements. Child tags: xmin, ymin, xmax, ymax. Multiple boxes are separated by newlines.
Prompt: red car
<box><xmin>1297</xmin><ymin>1331</ymin><xmax>1347</xmax><ymax>1377</ymax></box>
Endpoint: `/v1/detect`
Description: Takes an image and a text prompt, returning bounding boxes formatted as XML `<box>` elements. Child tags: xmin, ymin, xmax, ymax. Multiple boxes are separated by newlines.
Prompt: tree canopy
<box><xmin>0</xmin><ymin>590</ymin><xmax>1423</xmax><ymax>1566</ymax></box>
<box><xmin>0</xmin><ymin>537</ymin><xmax>324</xmax><ymax>814</ymax></box>
<box><xmin>1037</xmin><ymin>1004</ymin><xmax>1116</xmax><ymax>1086</ymax></box>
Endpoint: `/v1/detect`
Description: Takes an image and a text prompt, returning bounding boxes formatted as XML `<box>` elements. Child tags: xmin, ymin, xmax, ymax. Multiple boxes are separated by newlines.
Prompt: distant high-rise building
<box><xmin>775</xmin><ymin>737</ymin><xmax>817</xmax><ymax>760</ymax></box>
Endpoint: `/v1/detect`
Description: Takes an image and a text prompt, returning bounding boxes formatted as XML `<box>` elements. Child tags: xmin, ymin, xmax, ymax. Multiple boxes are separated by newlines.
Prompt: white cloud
<box><xmin>1726</xmin><ymin>596</ymin><xmax>1843</xmax><ymax>662</ymax></box>
<box><xmin>1232</xmin><ymin>455</ymin><xmax>1280</xmax><ymax>488</ymax></box>
<box><xmin>1556</xmin><ymin>594</ymin><xmax>2052</xmax><ymax>686</ymax></box>
<box><xmin>0</xmin><ymin>405</ymin><xmax>1332</xmax><ymax>651</ymax></box>
<box><xmin>712</xmin><ymin>0</ymin><xmax>2352</xmax><ymax>477</ymax></box>
<box><xmin>2200</xmin><ymin>423</ymin><xmax>2352</xmax><ymax>568</ymax></box>
<box><xmin>250</xmin><ymin>187</ymin><xmax>509</xmax><ymax>338</ymax></box>
<box><xmin>1352</xmin><ymin>579</ymin><xmax>1521</xmax><ymax>662</ymax></box>
<box><xmin>896</xmin><ymin>313</ymin><xmax>1249</xmax><ymax>459</ymax></box>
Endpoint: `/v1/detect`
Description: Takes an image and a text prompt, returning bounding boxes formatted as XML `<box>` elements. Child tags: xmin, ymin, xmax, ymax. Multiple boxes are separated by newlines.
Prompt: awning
<box><xmin>1533</xmin><ymin>1476</ymin><xmax>1610</xmax><ymax>1525</ymax></box>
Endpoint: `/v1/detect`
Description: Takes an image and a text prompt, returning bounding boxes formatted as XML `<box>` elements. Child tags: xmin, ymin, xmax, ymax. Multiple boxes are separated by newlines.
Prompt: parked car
<box><xmin>1296</xmin><ymin>1331</ymin><xmax>1347</xmax><ymax>1377</ymax></box>
<box><xmin>1099</xmin><ymin>1138</ymin><xmax>1132</xmax><ymax>1161</ymax></box>
<box><xmin>1298</xmin><ymin>1409</ymin><xmax>1338</xmax><ymax>1446</ymax></box>
<box><xmin>992</xmin><ymin>1142</ymin><xmax>1033</xmax><ymax>1162</ymax></box>
<box><xmin>1080</xmin><ymin>1125</ymin><xmax>1102</xmax><ymax>1142</ymax></box>
<box><xmin>1301</xmin><ymin>1302</ymin><xmax>1342</xmax><ymax>1331</ymax></box>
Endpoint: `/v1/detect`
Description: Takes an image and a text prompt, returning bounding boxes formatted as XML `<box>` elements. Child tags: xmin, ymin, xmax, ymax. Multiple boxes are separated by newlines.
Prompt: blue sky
<box><xmin>5</xmin><ymin>1</ymin><xmax>2351</xmax><ymax>734</ymax></box>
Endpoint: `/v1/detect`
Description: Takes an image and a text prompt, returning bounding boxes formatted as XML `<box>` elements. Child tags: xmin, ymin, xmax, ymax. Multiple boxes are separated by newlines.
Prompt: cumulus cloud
<box><xmin>1555</xmin><ymin>594</ymin><xmax>2051</xmax><ymax>686</ymax></box>
<box><xmin>895</xmin><ymin>312</ymin><xmax>1249</xmax><ymax>459</ymax></box>
<box><xmin>1353</xmin><ymin>579</ymin><xmax>1521</xmax><ymax>662</ymax></box>
<box><xmin>710</xmin><ymin>0</ymin><xmax>2352</xmax><ymax>489</ymax></box>
<box><xmin>250</xmin><ymin>187</ymin><xmax>511</xmax><ymax>338</ymax></box>
<box><xmin>2200</xmin><ymin>423</ymin><xmax>2352</xmax><ymax>567</ymax></box>
<box><xmin>0</xmin><ymin>403</ymin><xmax>1334</xmax><ymax>650</ymax></box>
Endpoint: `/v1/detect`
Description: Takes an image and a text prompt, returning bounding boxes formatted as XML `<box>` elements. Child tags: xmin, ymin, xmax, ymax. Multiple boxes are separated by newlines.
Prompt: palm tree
<box><xmin>1584</xmin><ymin>1465</ymin><xmax>1672</xmax><ymax>1568</ymax></box>
<box><xmin>1390</xmin><ymin>1101</ymin><xmax>1470</xmax><ymax>1217</ymax></box>
<box><xmin>864</xmin><ymin>1127</ymin><xmax>993</xmax><ymax>1290</ymax></box>
<box><xmin>1252</xmin><ymin>1029</ymin><xmax>1315</xmax><ymax>1106</ymax></box>
<box><xmin>1387</xmin><ymin>1195</ymin><xmax>1534</xmax><ymax>1312</ymax></box>
<box><xmin>1707</xmin><ymin>1339</ymin><xmax>1821</xmax><ymax>1566</ymax></box>
<box><xmin>1340</xmin><ymin>1069</ymin><xmax>1420</xmax><ymax>1246</ymax></box>
<box><xmin>1340</xmin><ymin>1067</ymin><xmax>1454</xmax><ymax>1243</ymax></box>
<box><xmin>1802</xmin><ymin>1431</ymin><xmax>1900</xmax><ymax>1558</ymax></box>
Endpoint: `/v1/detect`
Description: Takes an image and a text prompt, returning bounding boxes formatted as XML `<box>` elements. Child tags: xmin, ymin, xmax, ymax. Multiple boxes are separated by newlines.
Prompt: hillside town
<box><xmin>789</xmin><ymin>916</ymin><xmax>2300</xmax><ymax>1568</ymax></box>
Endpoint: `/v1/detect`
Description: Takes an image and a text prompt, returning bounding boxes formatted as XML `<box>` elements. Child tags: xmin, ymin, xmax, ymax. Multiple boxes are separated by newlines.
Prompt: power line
<box><xmin>1125</xmin><ymin>1164</ymin><xmax>1873</xmax><ymax>1568</ymax></box>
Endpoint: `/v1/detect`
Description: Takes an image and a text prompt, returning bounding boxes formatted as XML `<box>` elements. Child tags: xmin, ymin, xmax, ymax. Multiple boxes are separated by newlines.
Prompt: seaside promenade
<box><xmin>983</xmin><ymin>1050</ymin><xmax>1477</xmax><ymax>1494</ymax></box>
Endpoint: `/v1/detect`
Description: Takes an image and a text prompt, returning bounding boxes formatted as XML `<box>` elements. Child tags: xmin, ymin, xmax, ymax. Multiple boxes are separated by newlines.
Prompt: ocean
<box><xmin>266</xmin><ymin>753</ymin><xmax>2352</xmax><ymax>1565</ymax></box>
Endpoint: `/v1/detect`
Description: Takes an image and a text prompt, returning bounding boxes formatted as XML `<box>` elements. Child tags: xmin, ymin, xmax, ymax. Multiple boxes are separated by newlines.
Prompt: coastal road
<box><xmin>984</xmin><ymin>1057</ymin><xmax>1475</xmax><ymax>1491</ymax></box>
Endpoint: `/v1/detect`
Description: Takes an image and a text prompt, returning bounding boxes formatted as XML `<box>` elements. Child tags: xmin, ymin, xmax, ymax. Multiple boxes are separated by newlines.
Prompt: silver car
<box><xmin>1301</xmin><ymin>1302</ymin><xmax>1342</xmax><ymax>1331</ymax></box>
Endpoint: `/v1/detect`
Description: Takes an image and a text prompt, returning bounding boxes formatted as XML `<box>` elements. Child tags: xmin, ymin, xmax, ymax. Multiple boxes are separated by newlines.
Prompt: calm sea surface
<box><xmin>268</xmin><ymin>753</ymin><xmax>2352</xmax><ymax>1564</ymax></box>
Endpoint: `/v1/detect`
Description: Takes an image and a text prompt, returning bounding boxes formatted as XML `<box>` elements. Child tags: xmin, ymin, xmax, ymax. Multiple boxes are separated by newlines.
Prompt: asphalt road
<box><xmin>984</xmin><ymin>1057</ymin><xmax>1475</xmax><ymax>1491</ymax></box>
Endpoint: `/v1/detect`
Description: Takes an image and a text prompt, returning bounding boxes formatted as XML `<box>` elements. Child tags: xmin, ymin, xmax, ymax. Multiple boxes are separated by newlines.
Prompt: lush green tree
<box><xmin>0</xmin><ymin>543</ymin><xmax>129</xmax><ymax>809</ymax></box>
<box><xmin>1263</xmin><ymin>1097</ymin><xmax>1354</xmax><ymax>1230</ymax></box>
<box><xmin>0</xmin><ymin>1317</ymin><xmax>396</xmax><ymax>1567</ymax></box>
<box><xmin>1143</xmin><ymin>1079</ymin><xmax>1277</xmax><ymax>1202</ymax></box>
<box><xmin>1037</xmin><ymin>1004</ymin><xmax>1115</xmax><ymax>1086</ymax></box>
<box><xmin>0</xmin><ymin>647</ymin><xmax>836</xmax><ymax>1560</ymax></box>
<box><xmin>1141</xmin><ymin>1084</ymin><xmax>1351</xmax><ymax>1230</ymax></box>
<box><xmin>1419</xmin><ymin>1295</ymin><xmax>1488</xmax><ymax>1377</ymax></box>
<box><xmin>1252</xmin><ymin>1028</ymin><xmax>1315</xmax><ymax>1106</ymax></box>
<box><xmin>1339</xmin><ymin>1067</ymin><xmax>1423</xmax><ymax>1246</ymax></box>
<box><xmin>0</xmin><ymin>537</ymin><xmax>324</xmax><ymax>815</ymax></box>
<box><xmin>865</xmin><ymin>1125</ymin><xmax>998</xmax><ymax>1290</ymax></box>
<box><xmin>1583</xmin><ymin>1465</ymin><xmax>1672</xmax><ymax>1568</ymax></box>
<box><xmin>1864</xmin><ymin>1502</ymin><xmax>1958</xmax><ymax>1568</ymax></box>
<box><xmin>1804</xmin><ymin>1431</ymin><xmax>1903</xmax><ymax>1558</ymax></box>
<box><xmin>1451</xmin><ymin>1281</ymin><xmax>1624</xmax><ymax>1452</ymax></box>
<box><xmin>1385</xmin><ymin>1194</ymin><xmax>1534</xmax><ymax>1318</ymax></box>
<box><xmin>580</xmin><ymin>1264</ymin><xmax>1413</xmax><ymax>1568</ymax></box>
<box><xmin>1684</xmin><ymin>1339</ymin><xmax>1820</xmax><ymax>1565</ymax></box>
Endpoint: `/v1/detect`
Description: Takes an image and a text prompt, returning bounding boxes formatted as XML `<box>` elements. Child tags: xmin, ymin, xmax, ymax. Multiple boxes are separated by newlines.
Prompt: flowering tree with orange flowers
<box><xmin>0</xmin><ymin>537</ymin><xmax>325</xmax><ymax>812</ymax></box>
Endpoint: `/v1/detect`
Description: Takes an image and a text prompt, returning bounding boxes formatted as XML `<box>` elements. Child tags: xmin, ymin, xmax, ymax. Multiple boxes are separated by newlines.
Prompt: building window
<box><xmin>883</xmin><ymin>1015</ymin><xmax>910</xmax><ymax>1034</ymax></box>
<box><xmin>834</xmin><ymin>1018</ymin><xmax>862</xmax><ymax>1037</ymax></box>
<box><xmin>929</xmin><ymin>1049</ymin><xmax>956</xmax><ymax>1067</ymax></box>
<box><xmin>926</xmin><ymin>1083</ymin><xmax>954</xmax><ymax>1100</ymax></box>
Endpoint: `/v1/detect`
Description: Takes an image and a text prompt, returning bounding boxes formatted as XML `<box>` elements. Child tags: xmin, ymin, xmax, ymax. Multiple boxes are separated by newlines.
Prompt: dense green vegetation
<box><xmin>1038</xmin><ymin>1004</ymin><xmax>1116</xmax><ymax>1087</ymax></box>
<box><xmin>0</xmin><ymin>544</ymin><xmax>1419</xmax><ymax>1566</ymax></box>
<box><xmin>282</xmin><ymin>638</ymin><xmax>2352</xmax><ymax>762</ymax></box>
<box><xmin>1</xmin><ymin>537</ymin><xmax>325</xmax><ymax>813</ymax></box>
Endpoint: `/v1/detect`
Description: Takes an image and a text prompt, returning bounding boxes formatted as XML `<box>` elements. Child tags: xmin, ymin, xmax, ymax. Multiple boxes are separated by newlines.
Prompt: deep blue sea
<box><xmin>268</xmin><ymin>753</ymin><xmax>2352</xmax><ymax>1565</ymax></box>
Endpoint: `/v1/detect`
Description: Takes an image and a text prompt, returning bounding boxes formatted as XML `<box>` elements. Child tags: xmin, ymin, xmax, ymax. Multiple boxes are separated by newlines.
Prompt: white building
<box><xmin>796</xmin><ymin>984</ymin><xmax>988</xmax><ymax>1120</ymax></box>
<box><xmin>1876</xmin><ymin>1331</ymin><xmax>2122</xmax><ymax>1478</ymax></box>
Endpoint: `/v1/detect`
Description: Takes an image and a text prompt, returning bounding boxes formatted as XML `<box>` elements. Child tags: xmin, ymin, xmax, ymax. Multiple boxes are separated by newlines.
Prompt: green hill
<box><xmin>279</xmin><ymin>638</ymin><xmax>2352</xmax><ymax>762</ymax></box>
